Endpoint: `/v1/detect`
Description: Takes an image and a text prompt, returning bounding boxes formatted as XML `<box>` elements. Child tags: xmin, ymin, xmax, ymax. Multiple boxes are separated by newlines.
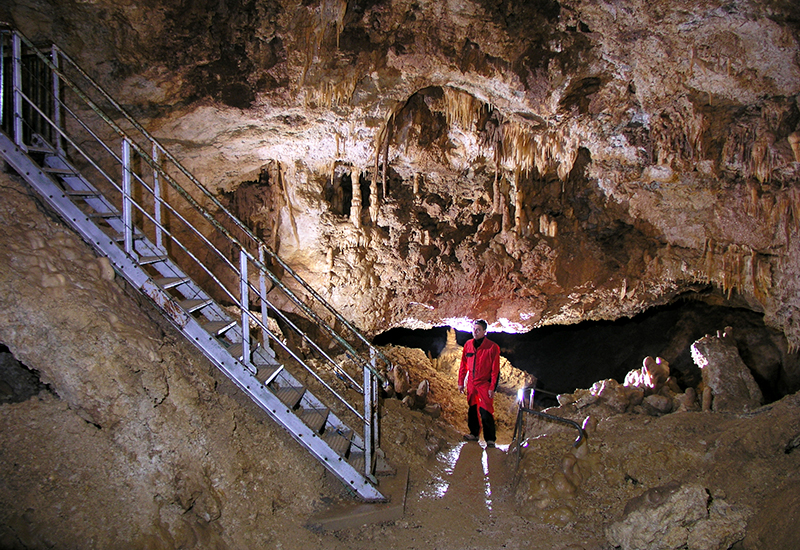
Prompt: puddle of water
<box><xmin>419</xmin><ymin>442</ymin><xmax>466</xmax><ymax>499</ymax></box>
<box><xmin>482</xmin><ymin>448</ymin><xmax>493</xmax><ymax>511</ymax></box>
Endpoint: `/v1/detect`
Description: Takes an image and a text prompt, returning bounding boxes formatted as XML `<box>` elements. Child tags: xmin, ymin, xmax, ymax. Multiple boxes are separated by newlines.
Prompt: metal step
<box><xmin>139</xmin><ymin>255</ymin><xmax>168</xmax><ymax>265</ymax></box>
<box><xmin>228</xmin><ymin>342</ymin><xmax>244</xmax><ymax>361</ymax></box>
<box><xmin>111</xmin><ymin>231</ymin><xmax>145</xmax><ymax>242</ymax></box>
<box><xmin>323</xmin><ymin>428</ymin><xmax>353</xmax><ymax>457</ymax></box>
<box><xmin>42</xmin><ymin>165</ymin><xmax>76</xmax><ymax>175</ymax></box>
<box><xmin>89</xmin><ymin>211</ymin><xmax>120</xmax><ymax>219</ymax></box>
<box><xmin>300</xmin><ymin>407</ymin><xmax>329</xmax><ymax>434</ymax></box>
<box><xmin>256</xmin><ymin>364</ymin><xmax>283</xmax><ymax>385</ymax></box>
<box><xmin>154</xmin><ymin>277</ymin><xmax>189</xmax><ymax>290</ymax></box>
<box><xmin>274</xmin><ymin>386</ymin><xmax>304</xmax><ymax>409</ymax></box>
<box><xmin>64</xmin><ymin>189</ymin><xmax>100</xmax><ymax>198</ymax></box>
<box><xmin>348</xmin><ymin>452</ymin><xmax>366</xmax><ymax>474</ymax></box>
<box><xmin>26</xmin><ymin>144</ymin><xmax>55</xmax><ymax>154</ymax></box>
<box><xmin>204</xmin><ymin>320</ymin><xmax>236</xmax><ymax>336</ymax></box>
<box><xmin>179</xmin><ymin>298</ymin><xmax>212</xmax><ymax>313</ymax></box>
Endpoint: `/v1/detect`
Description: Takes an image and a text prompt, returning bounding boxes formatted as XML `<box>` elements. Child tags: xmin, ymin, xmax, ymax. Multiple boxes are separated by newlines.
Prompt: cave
<box><xmin>2</xmin><ymin>1</ymin><xmax>800</xmax><ymax>549</ymax></box>
<box><xmin>374</xmin><ymin>298</ymin><xmax>800</xmax><ymax>405</ymax></box>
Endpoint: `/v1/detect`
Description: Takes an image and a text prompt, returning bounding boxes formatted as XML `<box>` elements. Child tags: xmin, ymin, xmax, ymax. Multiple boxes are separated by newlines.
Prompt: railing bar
<box><xmin>248</xmin><ymin>311</ymin><xmax>365</xmax><ymax>421</ymax></box>
<box><xmin>241</xmin><ymin>278</ymin><xmax>364</xmax><ymax>394</ymax></box>
<box><xmin>12</xmin><ymin>33</ymin><xmax>23</xmax><ymax>147</ymax></box>
<box><xmin>152</xmin><ymin>143</ymin><xmax>164</xmax><ymax>251</ymax></box>
<box><xmin>122</xmin><ymin>139</ymin><xmax>133</xmax><ymax>255</ymax></box>
<box><xmin>258</xmin><ymin>245</ymin><xmax>269</xmax><ymax>349</ymax></box>
<box><xmin>50</xmin><ymin>45</ymin><xmax>63</xmax><ymax>155</ymax></box>
<box><xmin>240</xmin><ymin>249</ymin><xmax>251</xmax><ymax>367</ymax></box>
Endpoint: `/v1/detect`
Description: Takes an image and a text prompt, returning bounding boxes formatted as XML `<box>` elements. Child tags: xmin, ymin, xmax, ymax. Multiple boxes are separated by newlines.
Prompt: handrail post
<box><xmin>11</xmin><ymin>32</ymin><xmax>23</xmax><ymax>147</ymax></box>
<box><xmin>1</xmin><ymin>32</ymin><xmax>5</xmax><ymax>130</ymax></box>
<box><xmin>258</xmin><ymin>244</ymin><xmax>270</xmax><ymax>350</ymax></box>
<box><xmin>240</xmin><ymin>248</ymin><xmax>251</xmax><ymax>367</ymax></box>
<box><xmin>364</xmin><ymin>349</ymin><xmax>380</xmax><ymax>479</ymax></box>
<box><xmin>121</xmin><ymin>138</ymin><xmax>133</xmax><ymax>256</ymax></box>
<box><xmin>51</xmin><ymin>45</ymin><xmax>63</xmax><ymax>155</ymax></box>
<box><xmin>152</xmin><ymin>143</ymin><xmax>166</xmax><ymax>252</ymax></box>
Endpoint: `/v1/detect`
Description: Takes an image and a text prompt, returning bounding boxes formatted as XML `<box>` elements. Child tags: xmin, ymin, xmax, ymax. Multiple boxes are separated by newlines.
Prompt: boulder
<box><xmin>691</xmin><ymin>329</ymin><xmax>763</xmax><ymax>412</ymax></box>
<box><xmin>606</xmin><ymin>482</ymin><xmax>748</xmax><ymax>550</ymax></box>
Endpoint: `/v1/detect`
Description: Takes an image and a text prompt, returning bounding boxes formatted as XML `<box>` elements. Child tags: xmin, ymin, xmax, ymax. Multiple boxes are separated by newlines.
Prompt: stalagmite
<box><xmin>789</xmin><ymin>131</ymin><xmax>800</xmax><ymax>163</ymax></box>
<box><xmin>501</xmin><ymin>193</ymin><xmax>511</xmax><ymax>234</ymax></box>
<box><xmin>369</xmin><ymin>175</ymin><xmax>379</xmax><ymax>223</ymax></box>
<box><xmin>493</xmin><ymin>172</ymin><xmax>502</xmax><ymax>215</ymax></box>
<box><xmin>702</xmin><ymin>386</ymin><xmax>713</xmax><ymax>411</ymax></box>
<box><xmin>514</xmin><ymin>186</ymin><xmax>524</xmax><ymax>232</ymax></box>
<box><xmin>351</xmin><ymin>171</ymin><xmax>362</xmax><ymax>228</ymax></box>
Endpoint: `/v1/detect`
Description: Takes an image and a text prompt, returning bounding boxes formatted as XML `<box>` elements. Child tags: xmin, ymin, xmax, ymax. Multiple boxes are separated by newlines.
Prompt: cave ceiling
<box><xmin>4</xmin><ymin>0</ymin><xmax>800</xmax><ymax>344</ymax></box>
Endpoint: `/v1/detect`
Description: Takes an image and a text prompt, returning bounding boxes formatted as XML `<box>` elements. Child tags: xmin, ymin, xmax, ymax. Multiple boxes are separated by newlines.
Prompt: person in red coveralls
<box><xmin>457</xmin><ymin>319</ymin><xmax>501</xmax><ymax>447</ymax></box>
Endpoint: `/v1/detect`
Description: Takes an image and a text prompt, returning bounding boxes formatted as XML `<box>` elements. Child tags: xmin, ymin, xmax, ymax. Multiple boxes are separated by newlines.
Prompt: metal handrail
<box><xmin>4</xmin><ymin>28</ymin><xmax>390</xmax><ymax>382</ymax></box>
<box><xmin>512</xmin><ymin>387</ymin><xmax>587</xmax><ymax>466</ymax></box>
<box><xmin>1</xmin><ymin>28</ymin><xmax>386</xmax><ymax>474</ymax></box>
<box><xmin>55</xmin><ymin>35</ymin><xmax>391</xmax><ymax>380</ymax></box>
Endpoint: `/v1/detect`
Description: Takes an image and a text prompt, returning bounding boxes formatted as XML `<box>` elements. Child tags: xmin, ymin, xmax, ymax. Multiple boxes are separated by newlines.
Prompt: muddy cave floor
<box><xmin>3</xmin><ymin>365</ymin><xmax>800</xmax><ymax>550</ymax></box>
<box><xmin>305</xmin><ymin>384</ymin><xmax>800</xmax><ymax>550</ymax></box>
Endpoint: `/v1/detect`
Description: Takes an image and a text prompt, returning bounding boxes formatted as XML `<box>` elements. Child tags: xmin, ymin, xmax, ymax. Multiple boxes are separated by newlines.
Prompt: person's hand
<box><xmin>487</xmin><ymin>390</ymin><xmax>494</xmax><ymax>399</ymax></box>
<box><xmin>458</xmin><ymin>385</ymin><xmax>465</xmax><ymax>394</ymax></box>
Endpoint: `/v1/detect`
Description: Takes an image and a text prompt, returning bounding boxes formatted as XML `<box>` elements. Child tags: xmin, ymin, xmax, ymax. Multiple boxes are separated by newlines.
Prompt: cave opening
<box><xmin>0</xmin><ymin>344</ymin><xmax>51</xmax><ymax>404</ymax></box>
<box><xmin>372</xmin><ymin>300</ymin><xmax>799</xmax><ymax>405</ymax></box>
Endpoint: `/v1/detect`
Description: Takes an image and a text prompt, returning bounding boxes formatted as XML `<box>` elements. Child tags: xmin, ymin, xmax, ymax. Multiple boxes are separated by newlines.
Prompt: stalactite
<box><xmin>305</xmin><ymin>77</ymin><xmax>359</xmax><ymax>107</ymax></box>
<box><xmin>276</xmin><ymin>162</ymin><xmax>300</xmax><ymax>245</ymax></box>
<box><xmin>382</xmin><ymin>118</ymin><xmax>392</xmax><ymax>199</ymax></box>
<box><xmin>514</xmin><ymin>175</ymin><xmax>524</xmax><ymax>232</ymax></box>
<box><xmin>493</xmin><ymin>148</ymin><xmax>501</xmax><ymax>214</ymax></box>
<box><xmin>751</xmin><ymin>132</ymin><xmax>775</xmax><ymax>184</ymax></box>
<box><xmin>443</xmin><ymin>87</ymin><xmax>482</xmax><ymax>131</ymax></box>
<box><xmin>499</xmin><ymin>122</ymin><xmax>578</xmax><ymax>182</ymax></box>
<box><xmin>370</xmin><ymin>108</ymin><xmax>400</xmax><ymax>224</ymax></box>
<box><xmin>413</xmin><ymin>173</ymin><xmax>421</xmax><ymax>197</ymax></box>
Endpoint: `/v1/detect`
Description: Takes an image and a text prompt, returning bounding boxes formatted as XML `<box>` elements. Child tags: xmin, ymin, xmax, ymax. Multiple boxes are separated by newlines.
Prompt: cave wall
<box><xmin>2</xmin><ymin>1</ymin><xmax>799</xmax><ymax>346</ymax></box>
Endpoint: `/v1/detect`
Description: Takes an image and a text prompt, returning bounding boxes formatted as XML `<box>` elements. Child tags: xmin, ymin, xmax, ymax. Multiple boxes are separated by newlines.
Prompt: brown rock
<box><xmin>691</xmin><ymin>334</ymin><xmax>763</xmax><ymax>412</ymax></box>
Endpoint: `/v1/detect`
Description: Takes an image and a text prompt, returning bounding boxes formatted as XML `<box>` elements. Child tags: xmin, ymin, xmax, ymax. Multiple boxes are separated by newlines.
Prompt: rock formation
<box><xmin>3</xmin><ymin>0</ymin><xmax>798</xmax><ymax>348</ymax></box>
<box><xmin>2</xmin><ymin>0</ymin><xmax>800</xmax><ymax>548</ymax></box>
<box><xmin>692</xmin><ymin>327</ymin><xmax>765</xmax><ymax>412</ymax></box>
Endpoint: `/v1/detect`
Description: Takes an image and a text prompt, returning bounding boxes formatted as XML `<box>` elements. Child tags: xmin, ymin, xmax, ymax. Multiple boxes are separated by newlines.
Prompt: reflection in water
<box><xmin>482</xmin><ymin>448</ymin><xmax>492</xmax><ymax>511</ymax></box>
<box><xmin>420</xmin><ymin>442</ymin><xmax>466</xmax><ymax>499</ymax></box>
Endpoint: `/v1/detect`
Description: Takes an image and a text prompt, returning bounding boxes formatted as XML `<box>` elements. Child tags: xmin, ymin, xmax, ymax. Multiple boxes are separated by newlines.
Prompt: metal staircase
<box><xmin>0</xmin><ymin>27</ymin><xmax>390</xmax><ymax>501</ymax></box>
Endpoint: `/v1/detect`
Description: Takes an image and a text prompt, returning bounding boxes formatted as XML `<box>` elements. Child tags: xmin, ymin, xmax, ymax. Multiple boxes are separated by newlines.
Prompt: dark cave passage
<box><xmin>0</xmin><ymin>343</ymin><xmax>50</xmax><ymax>404</ymax></box>
<box><xmin>373</xmin><ymin>301</ymin><xmax>800</xmax><ymax>405</ymax></box>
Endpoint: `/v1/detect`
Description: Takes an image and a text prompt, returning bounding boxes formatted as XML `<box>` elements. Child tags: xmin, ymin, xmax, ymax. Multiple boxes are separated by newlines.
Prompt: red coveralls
<box><xmin>458</xmin><ymin>337</ymin><xmax>500</xmax><ymax>439</ymax></box>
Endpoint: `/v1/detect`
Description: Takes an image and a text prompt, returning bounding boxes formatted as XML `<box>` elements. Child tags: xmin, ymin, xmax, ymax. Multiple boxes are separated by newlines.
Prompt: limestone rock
<box><xmin>606</xmin><ymin>482</ymin><xmax>748</xmax><ymax>550</ymax></box>
<box><xmin>625</xmin><ymin>356</ymin><xmax>671</xmax><ymax>395</ymax></box>
<box><xmin>642</xmin><ymin>394</ymin><xmax>674</xmax><ymax>416</ymax></box>
<box><xmin>691</xmin><ymin>331</ymin><xmax>764</xmax><ymax>412</ymax></box>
